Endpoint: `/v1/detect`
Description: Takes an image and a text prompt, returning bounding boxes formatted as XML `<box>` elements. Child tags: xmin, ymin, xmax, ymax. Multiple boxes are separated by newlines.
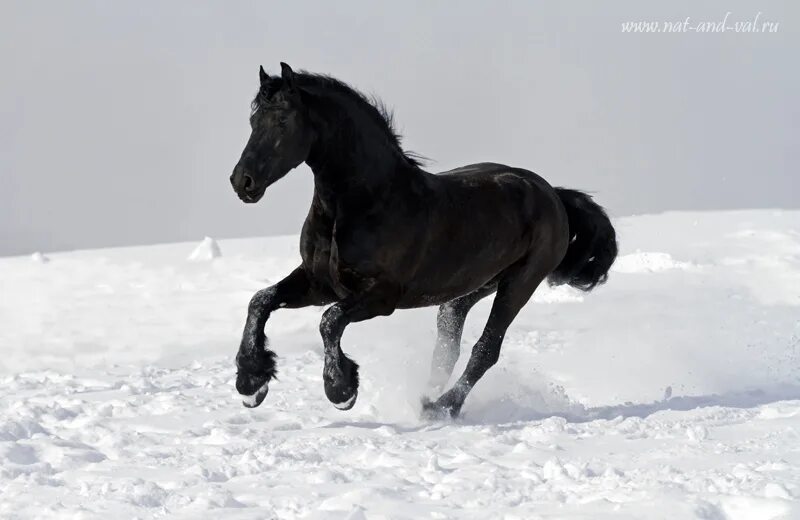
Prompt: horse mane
<box><xmin>251</xmin><ymin>71</ymin><xmax>426</xmax><ymax>168</ymax></box>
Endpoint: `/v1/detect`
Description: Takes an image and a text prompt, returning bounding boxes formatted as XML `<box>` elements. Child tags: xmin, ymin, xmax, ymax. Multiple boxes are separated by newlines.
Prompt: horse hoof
<box><xmin>332</xmin><ymin>389</ymin><xmax>358</xmax><ymax>410</ymax></box>
<box><xmin>325</xmin><ymin>379</ymin><xmax>358</xmax><ymax>410</ymax></box>
<box><xmin>241</xmin><ymin>381</ymin><xmax>269</xmax><ymax>408</ymax></box>
<box><xmin>324</xmin><ymin>355</ymin><xmax>359</xmax><ymax>410</ymax></box>
<box><xmin>420</xmin><ymin>397</ymin><xmax>458</xmax><ymax>420</ymax></box>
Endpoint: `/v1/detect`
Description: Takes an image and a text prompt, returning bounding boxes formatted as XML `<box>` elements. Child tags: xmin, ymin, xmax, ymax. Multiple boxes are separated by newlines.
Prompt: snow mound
<box><xmin>532</xmin><ymin>283</ymin><xmax>585</xmax><ymax>303</ymax></box>
<box><xmin>612</xmin><ymin>250</ymin><xmax>696</xmax><ymax>273</ymax></box>
<box><xmin>30</xmin><ymin>252</ymin><xmax>50</xmax><ymax>263</ymax></box>
<box><xmin>187</xmin><ymin>237</ymin><xmax>222</xmax><ymax>261</ymax></box>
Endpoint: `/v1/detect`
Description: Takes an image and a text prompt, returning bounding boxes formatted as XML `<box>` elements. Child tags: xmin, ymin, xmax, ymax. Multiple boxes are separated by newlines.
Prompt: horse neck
<box><xmin>304</xmin><ymin>94</ymin><xmax>414</xmax><ymax>210</ymax></box>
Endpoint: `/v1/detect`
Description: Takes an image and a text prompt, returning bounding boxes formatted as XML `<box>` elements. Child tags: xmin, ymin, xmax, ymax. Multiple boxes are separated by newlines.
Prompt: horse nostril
<box><xmin>243</xmin><ymin>174</ymin><xmax>255</xmax><ymax>192</ymax></box>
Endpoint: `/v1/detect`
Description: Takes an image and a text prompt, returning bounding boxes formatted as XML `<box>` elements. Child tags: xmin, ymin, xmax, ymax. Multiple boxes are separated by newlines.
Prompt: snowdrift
<box><xmin>0</xmin><ymin>210</ymin><xmax>798</xmax><ymax>518</ymax></box>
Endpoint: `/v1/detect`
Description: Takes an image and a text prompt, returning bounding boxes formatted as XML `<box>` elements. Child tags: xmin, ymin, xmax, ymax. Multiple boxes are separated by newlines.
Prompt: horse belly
<box><xmin>396</xmin><ymin>223</ymin><xmax>529</xmax><ymax>307</ymax></box>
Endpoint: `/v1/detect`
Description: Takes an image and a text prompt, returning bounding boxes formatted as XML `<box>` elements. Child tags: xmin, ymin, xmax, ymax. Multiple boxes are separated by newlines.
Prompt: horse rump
<box><xmin>549</xmin><ymin>188</ymin><xmax>618</xmax><ymax>291</ymax></box>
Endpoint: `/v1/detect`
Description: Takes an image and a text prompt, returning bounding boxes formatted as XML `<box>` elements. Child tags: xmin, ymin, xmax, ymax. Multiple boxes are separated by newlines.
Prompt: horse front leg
<box><xmin>319</xmin><ymin>288</ymin><xmax>398</xmax><ymax>410</ymax></box>
<box><xmin>236</xmin><ymin>266</ymin><xmax>333</xmax><ymax>408</ymax></box>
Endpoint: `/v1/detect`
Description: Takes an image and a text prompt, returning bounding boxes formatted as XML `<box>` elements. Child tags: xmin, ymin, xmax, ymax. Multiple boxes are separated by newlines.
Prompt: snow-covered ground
<box><xmin>1</xmin><ymin>210</ymin><xmax>799</xmax><ymax>519</ymax></box>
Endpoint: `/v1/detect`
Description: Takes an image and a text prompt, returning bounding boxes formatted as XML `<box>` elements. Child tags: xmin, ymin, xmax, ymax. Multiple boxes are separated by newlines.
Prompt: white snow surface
<box><xmin>611</xmin><ymin>251</ymin><xmax>697</xmax><ymax>273</ymax></box>
<box><xmin>1</xmin><ymin>210</ymin><xmax>799</xmax><ymax>519</ymax></box>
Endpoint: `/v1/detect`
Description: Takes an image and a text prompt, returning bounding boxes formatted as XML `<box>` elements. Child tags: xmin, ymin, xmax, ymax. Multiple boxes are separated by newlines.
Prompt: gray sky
<box><xmin>1</xmin><ymin>1</ymin><xmax>797</xmax><ymax>256</ymax></box>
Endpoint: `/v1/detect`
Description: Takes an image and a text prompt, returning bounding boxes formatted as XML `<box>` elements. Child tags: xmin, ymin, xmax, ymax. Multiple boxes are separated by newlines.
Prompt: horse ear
<box><xmin>259</xmin><ymin>65</ymin><xmax>270</xmax><ymax>85</ymax></box>
<box><xmin>280</xmin><ymin>62</ymin><xmax>295</xmax><ymax>89</ymax></box>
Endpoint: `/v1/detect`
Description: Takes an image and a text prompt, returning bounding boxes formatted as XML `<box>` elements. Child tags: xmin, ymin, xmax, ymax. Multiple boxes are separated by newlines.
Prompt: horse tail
<box><xmin>549</xmin><ymin>188</ymin><xmax>618</xmax><ymax>292</ymax></box>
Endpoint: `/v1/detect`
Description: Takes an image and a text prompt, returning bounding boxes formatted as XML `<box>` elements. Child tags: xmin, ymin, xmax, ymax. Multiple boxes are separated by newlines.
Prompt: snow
<box><xmin>0</xmin><ymin>210</ymin><xmax>799</xmax><ymax>519</ymax></box>
<box><xmin>611</xmin><ymin>251</ymin><xmax>697</xmax><ymax>273</ymax></box>
<box><xmin>30</xmin><ymin>251</ymin><xmax>50</xmax><ymax>264</ymax></box>
<box><xmin>187</xmin><ymin>236</ymin><xmax>222</xmax><ymax>262</ymax></box>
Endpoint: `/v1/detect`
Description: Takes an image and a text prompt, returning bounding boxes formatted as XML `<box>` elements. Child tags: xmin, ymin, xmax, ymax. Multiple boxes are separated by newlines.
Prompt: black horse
<box><xmin>231</xmin><ymin>63</ymin><xmax>617</xmax><ymax>418</ymax></box>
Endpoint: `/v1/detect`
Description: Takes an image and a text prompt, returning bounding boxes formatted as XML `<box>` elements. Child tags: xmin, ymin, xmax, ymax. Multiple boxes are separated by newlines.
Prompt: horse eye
<box><xmin>278</xmin><ymin>116</ymin><xmax>288</xmax><ymax>127</ymax></box>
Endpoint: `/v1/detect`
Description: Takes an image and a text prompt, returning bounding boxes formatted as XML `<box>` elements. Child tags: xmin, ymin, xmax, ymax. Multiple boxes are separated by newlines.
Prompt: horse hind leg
<box><xmin>422</xmin><ymin>258</ymin><xmax>552</xmax><ymax>419</ymax></box>
<box><xmin>428</xmin><ymin>284</ymin><xmax>497</xmax><ymax>392</ymax></box>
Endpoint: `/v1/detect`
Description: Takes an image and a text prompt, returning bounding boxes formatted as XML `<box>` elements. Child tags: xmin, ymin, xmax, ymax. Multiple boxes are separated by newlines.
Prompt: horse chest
<box><xmin>300</xmin><ymin>213</ymin><xmax>362</xmax><ymax>298</ymax></box>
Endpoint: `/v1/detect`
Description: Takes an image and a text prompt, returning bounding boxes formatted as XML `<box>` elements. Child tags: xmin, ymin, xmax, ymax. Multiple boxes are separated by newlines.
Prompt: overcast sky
<box><xmin>1</xmin><ymin>1</ymin><xmax>797</xmax><ymax>256</ymax></box>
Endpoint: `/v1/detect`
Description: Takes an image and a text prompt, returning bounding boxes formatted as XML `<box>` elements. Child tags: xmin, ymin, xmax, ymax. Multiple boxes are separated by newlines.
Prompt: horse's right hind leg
<box><xmin>428</xmin><ymin>284</ymin><xmax>496</xmax><ymax>391</ymax></box>
<box><xmin>423</xmin><ymin>256</ymin><xmax>553</xmax><ymax>419</ymax></box>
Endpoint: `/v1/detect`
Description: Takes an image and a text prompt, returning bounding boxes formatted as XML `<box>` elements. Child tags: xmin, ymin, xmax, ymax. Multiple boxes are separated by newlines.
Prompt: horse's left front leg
<box><xmin>319</xmin><ymin>289</ymin><xmax>398</xmax><ymax>410</ymax></box>
<box><xmin>236</xmin><ymin>267</ymin><xmax>334</xmax><ymax>408</ymax></box>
